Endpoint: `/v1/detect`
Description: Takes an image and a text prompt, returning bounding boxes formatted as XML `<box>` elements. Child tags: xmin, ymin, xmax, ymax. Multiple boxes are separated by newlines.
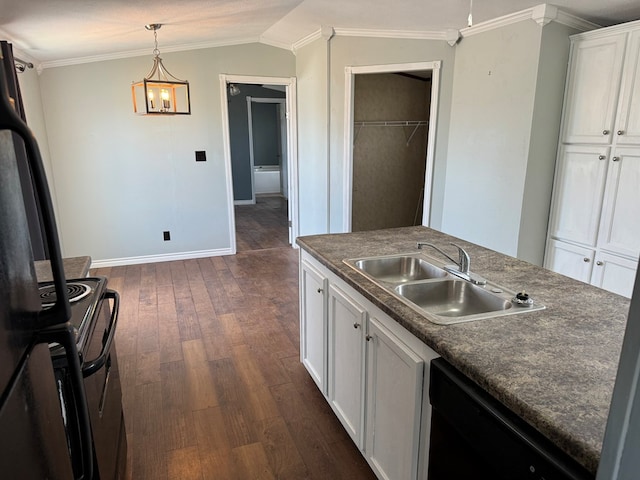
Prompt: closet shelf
<box><xmin>354</xmin><ymin>120</ymin><xmax>428</xmax><ymax>146</ymax></box>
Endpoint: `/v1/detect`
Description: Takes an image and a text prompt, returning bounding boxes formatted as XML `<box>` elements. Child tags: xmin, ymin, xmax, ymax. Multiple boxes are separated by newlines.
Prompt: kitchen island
<box><xmin>297</xmin><ymin>226</ymin><xmax>630</xmax><ymax>475</ymax></box>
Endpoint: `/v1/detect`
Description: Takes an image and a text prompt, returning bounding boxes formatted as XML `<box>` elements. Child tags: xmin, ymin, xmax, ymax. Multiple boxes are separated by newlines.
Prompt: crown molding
<box><xmin>291</xmin><ymin>29</ymin><xmax>324</xmax><ymax>53</ymax></box>
<box><xmin>461</xmin><ymin>3</ymin><xmax>600</xmax><ymax>38</ymax></box>
<box><xmin>39</xmin><ymin>36</ymin><xmax>260</xmax><ymax>69</ymax></box>
<box><xmin>259</xmin><ymin>36</ymin><xmax>293</xmax><ymax>52</ymax></box>
<box><xmin>332</xmin><ymin>27</ymin><xmax>446</xmax><ymax>41</ymax></box>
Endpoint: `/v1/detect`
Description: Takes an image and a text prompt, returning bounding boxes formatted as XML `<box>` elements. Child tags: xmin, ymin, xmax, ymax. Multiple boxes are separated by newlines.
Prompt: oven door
<box><xmin>82</xmin><ymin>289</ymin><xmax>127</xmax><ymax>480</ymax></box>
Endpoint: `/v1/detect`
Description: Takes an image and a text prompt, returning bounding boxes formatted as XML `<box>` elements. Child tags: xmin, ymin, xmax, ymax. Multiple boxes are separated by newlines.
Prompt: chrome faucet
<box><xmin>417</xmin><ymin>242</ymin><xmax>486</xmax><ymax>285</ymax></box>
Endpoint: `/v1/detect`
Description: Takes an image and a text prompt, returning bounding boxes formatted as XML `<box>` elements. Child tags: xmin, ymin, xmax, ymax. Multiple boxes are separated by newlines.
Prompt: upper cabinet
<box><xmin>546</xmin><ymin>20</ymin><xmax>640</xmax><ymax>298</ymax></box>
<box><xmin>615</xmin><ymin>31</ymin><xmax>640</xmax><ymax>145</ymax></box>
<box><xmin>561</xmin><ymin>33</ymin><xmax>626</xmax><ymax>144</ymax></box>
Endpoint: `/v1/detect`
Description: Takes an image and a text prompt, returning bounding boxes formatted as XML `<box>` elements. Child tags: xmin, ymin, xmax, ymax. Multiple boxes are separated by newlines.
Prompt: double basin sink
<box><xmin>343</xmin><ymin>253</ymin><xmax>545</xmax><ymax>325</ymax></box>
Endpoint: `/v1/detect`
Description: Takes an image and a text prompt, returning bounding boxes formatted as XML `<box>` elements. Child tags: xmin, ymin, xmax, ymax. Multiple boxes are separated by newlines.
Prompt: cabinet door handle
<box><xmin>617</xmin><ymin>130</ymin><xmax>625</xmax><ymax>135</ymax></box>
<box><xmin>353</xmin><ymin>322</ymin><xmax>360</xmax><ymax>329</ymax></box>
<box><xmin>365</xmin><ymin>335</ymin><xmax>373</xmax><ymax>342</ymax></box>
<box><xmin>596</xmin><ymin>261</ymin><xmax>604</xmax><ymax>266</ymax></box>
<box><xmin>583</xmin><ymin>258</ymin><xmax>590</xmax><ymax>263</ymax></box>
<box><xmin>613</xmin><ymin>157</ymin><xmax>620</xmax><ymax>162</ymax></box>
<box><xmin>603</xmin><ymin>130</ymin><xmax>610</xmax><ymax>135</ymax></box>
<box><xmin>598</xmin><ymin>155</ymin><xmax>606</xmax><ymax>160</ymax></box>
<box><xmin>317</xmin><ymin>287</ymin><xmax>323</xmax><ymax>293</ymax></box>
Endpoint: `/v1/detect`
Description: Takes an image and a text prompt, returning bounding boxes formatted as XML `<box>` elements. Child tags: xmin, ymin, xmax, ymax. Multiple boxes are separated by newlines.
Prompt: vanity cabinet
<box><xmin>300</xmin><ymin>250</ymin><xmax>438</xmax><ymax>480</ymax></box>
<box><xmin>546</xmin><ymin>20</ymin><xmax>640</xmax><ymax>297</ymax></box>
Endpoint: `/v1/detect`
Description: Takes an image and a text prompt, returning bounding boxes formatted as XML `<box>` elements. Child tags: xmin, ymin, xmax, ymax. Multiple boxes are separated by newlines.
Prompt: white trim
<box><xmin>246</xmin><ymin>96</ymin><xmax>258</xmax><ymax>205</ymax></box>
<box><xmin>293</xmin><ymin>29</ymin><xmax>325</xmax><ymax>53</ymax></box>
<box><xmin>259</xmin><ymin>36</ymin><xmax>295</xmax><ymax>52</ymax></box>
<box><xmin>342</xmin><ymin>60</ymin><xmax>441</xmax><ymax>232</ymax></box>
<box><xmin>234</xmin><ymin>199</ymin><xmax>255</xmax><ymax>205</ymax></box>
<box><xmin>219</xmin><ymin>74</ymin><xmax>239</xmax><ymax>255</ymax></box>
<box><xmin>571</xmin><ymin>17</ymin><xmax>640</xmax><ymax>41</ymax></box>
<box><xmin>461</xmin><ymin>4</ymin><xmax>599</xmax><ymax>38</ymax></box>
<box><xmin>333</xmin><ymin>27</ymin><xmax>446</xmax><ymax>41</ymax></box>
<box><xmin>219</xmin><ymin>74</ymin><xmax>299</xmax><ymax>247</ymax></box>
<box><xmin>39</xmin><ymin>37</ymin><xmax>261</xmax><ymax>69</ymax></box>
<box><xmin>90</xmin><ymin>247</ymin><xmax>233</xmax><ymax>268</ymax></box>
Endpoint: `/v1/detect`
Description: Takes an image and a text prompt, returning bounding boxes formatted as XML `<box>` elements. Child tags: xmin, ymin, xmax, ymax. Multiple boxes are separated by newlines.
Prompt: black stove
<box><xmin>39</xmin><ymin>276</ymin><xmax>107</xmax><ymax>357</ymax></box>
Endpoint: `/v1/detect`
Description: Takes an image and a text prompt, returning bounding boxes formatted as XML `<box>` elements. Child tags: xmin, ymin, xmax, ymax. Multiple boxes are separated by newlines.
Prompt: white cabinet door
<box><xmin>562</xmin><ymin>33</ymin><xmax>627</xmax><ymax>144</ymax></box>
<box><xmin>615</xmin><ymin>31</ymin><xmax>640</xmax><ymax>145</ymax></box>
<box><xmin>365</xmin><ymin>316</ymin><xmax>424</xmax><ymax>480</ymax></box>
<box><xmin>549</xmin><ymin>145</ymin><xmax>609</xmax><ymax>245</ymax></box>
<box><xmin>328</xmin><ymin>284</ymin><xmax>366</xmax><ymax>448</ymax></box>
<box><xmin>591</xmin><ymin>252</ymin><xmax>638</xmax><ymax>298</ymax></box>
<box><xmin>545</xmin><ymin>239</ymin><xmax>594</xmax><ymax>283</ymax></box>
<box><xmin>300</xmin><ymin>260</ymin><xmax>327</xmax><ymax>394</ymax></box>
<box><xmin>598</xmin><ymin>147</ymin><xmax>640</xmax><ymax>258</ymax></box>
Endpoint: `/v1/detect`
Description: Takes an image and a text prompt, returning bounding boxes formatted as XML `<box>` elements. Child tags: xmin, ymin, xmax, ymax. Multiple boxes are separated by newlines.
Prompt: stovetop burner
<box><xmin>40</xmin><ymin>282</ymin><xmax>92</xmax><ymax>308</ymax></box>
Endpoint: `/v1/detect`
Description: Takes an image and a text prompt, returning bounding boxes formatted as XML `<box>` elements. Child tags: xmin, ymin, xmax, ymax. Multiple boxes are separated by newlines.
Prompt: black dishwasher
<box><xmin>428</xmin><ymin>358</ymin><xmax>594</xmax><ymax>480</ymax></box>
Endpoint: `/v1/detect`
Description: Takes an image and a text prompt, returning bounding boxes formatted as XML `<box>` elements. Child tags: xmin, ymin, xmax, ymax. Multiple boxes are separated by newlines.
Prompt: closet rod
<box><xmin>353</xmin><ymin>120</ymin><xmax>428</xmax><ymax>146</ymax></box>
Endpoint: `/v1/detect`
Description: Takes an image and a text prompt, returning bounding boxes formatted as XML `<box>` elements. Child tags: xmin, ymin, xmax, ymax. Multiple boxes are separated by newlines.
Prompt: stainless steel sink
<box><xmin>344</xmin><ymin>253</ymin><xmax>545</xmax><ymax>325</ymax></box>
<box><xmin>353</xmin><ymin>255</ymin><xmax>448</xmax><ymax>283</ymax></box>
<box><xmin>395</xmin><ymin>280</ymin><xmax>512</xmax><ymax>318</ymax></box>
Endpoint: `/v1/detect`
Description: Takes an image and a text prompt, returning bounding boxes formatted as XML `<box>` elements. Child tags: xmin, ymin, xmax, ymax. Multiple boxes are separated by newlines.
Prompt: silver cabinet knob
<box><xmin>353</xmin><ymin>322</ymin><xmax>360</xmax><ymax>329</ymax></box>
<box><xmin>583</xmin><ymin>258</ymin><xmax>590</xmax><ymax>263</ymax></box>
<box><xmin>365</xmin><ymin>335</ymin><xmax>373</xmax><ymax>342</ymax></box>
<box><xmin>598</xmin><ymin>155</ymin><xmax>606</xmax><ymax>160</ymax></box>
<box><xmin>613</xmin><ymin>157</ymin><xmax>620</xmax><ymax>162</ymax></box>
<box><xmin>317</xmin><ymin>287</ymin><xmax>323</xmax><ymax>293</ymax></box>
<box><xmin>617</xmin><ymin>130</ymin><xmax>625</xmax><ymax>135</ymax></box>
<box><xmin>603</xmin><ymin>130</ymin><xmax>610</xmax><ymax>135</ymax></box>
<box><xmin>596</xmin><ymin>261</ymin><xmax>603</xmax><ymax>266</ymax></box>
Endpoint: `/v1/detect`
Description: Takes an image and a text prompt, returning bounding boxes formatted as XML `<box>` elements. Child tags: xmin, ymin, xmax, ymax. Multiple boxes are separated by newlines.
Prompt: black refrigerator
<box><xmin>0</xmin><ymin>55</ymin><xmax>94</xmax><ymax>478</ymax></box>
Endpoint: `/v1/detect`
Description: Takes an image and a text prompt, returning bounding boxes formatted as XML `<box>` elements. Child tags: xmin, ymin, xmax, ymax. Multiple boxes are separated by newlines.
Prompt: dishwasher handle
<box><xmin>82</xmin><ymin>289</ymin><xmax>119</xmax><ymax>377</ymax></box>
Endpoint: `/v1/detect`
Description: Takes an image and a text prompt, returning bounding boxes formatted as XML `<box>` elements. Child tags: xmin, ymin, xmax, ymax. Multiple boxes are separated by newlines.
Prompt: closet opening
<box><xmin>343</xmin><ymin>61</ymin><xmax>441</xmax><ymax>232</ymax></box>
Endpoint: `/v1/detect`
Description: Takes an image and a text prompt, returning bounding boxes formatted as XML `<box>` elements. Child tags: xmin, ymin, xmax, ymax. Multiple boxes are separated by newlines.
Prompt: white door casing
<box><xmin>343</xmin><ymin>61</ymin><xmax>441</xmax><ymax>232</ymax></box>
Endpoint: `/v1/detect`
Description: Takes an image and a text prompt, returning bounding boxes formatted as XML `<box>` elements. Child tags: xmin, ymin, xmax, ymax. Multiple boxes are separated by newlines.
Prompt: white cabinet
<box><xmin>300</xmin><ymin>259</ymin><xmax>327</xmax><ymax>393</ymax></box>
<box><xmin>598</xmin><ymin>147</ymin><xmax>640</xmax><ymax>258</ymax></box>
<box><xmin>328</xmin><ymin>284</ymin><xmax>366</xmax><ymax>448</ymax></box>
<box><xmin>545</xmin><ymin>239</ymin><xmax>594</xmax><ymax>283</ymax></box>
<box><xmin>365</xmin><ymin>317</ymin><xmax>424</xmax><ymax>480</ymax></box>
<box><xmin>615</xmin><ymin>31</ymin><xmax>640</xmax><ymax>145</ymax></box>
<box><xmin>300</xmin><ymin>251</ymin><xmax>438</xmax><ymax>480</ymax></box>
<box><xmin>546</xmin><ymin>21</ymin><xmax>640</xmax><ymax>297</ymax></box>
<box><xmin>561</xmin><ymin>33</ymin><xmax>626</xmax><ymax>144</ymax></box>
<box><xmin>548</xmin><ymin>145</ymin><xmax>608</xmax><ymax>245</ymax></box>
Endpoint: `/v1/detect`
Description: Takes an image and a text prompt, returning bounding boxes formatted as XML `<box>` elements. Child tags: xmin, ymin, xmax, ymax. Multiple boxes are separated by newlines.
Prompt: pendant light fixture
<box><xmin>131</xmin><ymin>24</ymin><xmax>191</xmax><ymax>115</ymax></box>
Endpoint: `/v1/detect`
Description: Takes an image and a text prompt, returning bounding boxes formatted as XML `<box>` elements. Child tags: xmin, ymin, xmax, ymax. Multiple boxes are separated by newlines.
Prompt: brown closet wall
<box><xmin>352</xmin><ymin>73</ymin><xmax>431</xmax><ymax>232</ymax></box>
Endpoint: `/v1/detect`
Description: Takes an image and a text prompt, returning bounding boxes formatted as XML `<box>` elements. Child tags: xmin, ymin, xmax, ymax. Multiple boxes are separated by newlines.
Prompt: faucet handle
<box><xmin>449</xmin><ymin>243</ymin><xmax>470</xmax><ymax>273</ymax></box>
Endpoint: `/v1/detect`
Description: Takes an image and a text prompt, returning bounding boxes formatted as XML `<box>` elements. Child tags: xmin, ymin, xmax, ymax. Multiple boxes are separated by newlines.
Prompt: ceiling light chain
<box><xmin>468</xmin><ymin>0</ymin><xmax>473</xmax><ymax>27</ymax></box>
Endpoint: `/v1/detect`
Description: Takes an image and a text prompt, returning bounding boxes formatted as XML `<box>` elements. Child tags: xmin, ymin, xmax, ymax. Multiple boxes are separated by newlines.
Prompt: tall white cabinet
<box><xmin>546</xmin><ymin>20</ymin><xmax>640</xmax><ymax>298</ymax></box>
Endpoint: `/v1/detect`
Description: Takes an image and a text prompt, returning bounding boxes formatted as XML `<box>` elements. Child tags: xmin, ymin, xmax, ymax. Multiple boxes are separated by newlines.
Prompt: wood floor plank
<box><xmin>112</xmin><ymin>200</ymin><xmax>375</xmax><ymax>479</ymax></box>
<box><xmin>166</xmin><ymin>446</ymin><xmax>203</xmax><ymax>480</ymax></box>
<box><xmin>231</xmin><ymin>442</ymin><xmax>276</xmax><ymax>480</ymax></box>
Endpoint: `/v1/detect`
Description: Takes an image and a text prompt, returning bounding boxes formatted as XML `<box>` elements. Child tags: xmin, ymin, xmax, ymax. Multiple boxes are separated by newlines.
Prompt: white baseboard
<box><xmin>90</xmin><ymin>247</ymin><xmax>234</xmax><ymax>268</ymax></box>
<box><xmin>234</xmin><ymin>199</ymin><xmax>255</xmax><ymax>205</ymax></box>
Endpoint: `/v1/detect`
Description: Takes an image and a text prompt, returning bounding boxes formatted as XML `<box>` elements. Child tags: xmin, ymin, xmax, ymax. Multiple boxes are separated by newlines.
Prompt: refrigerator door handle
<box><xmin>82</xmin><ymin>289</ymin><xmax>119</xmax><ymax>377</ymax></box>
<box><xmin>37</xmin><ymin>323</ymin><xmax>94</xmax><ymax>480</ymax></box>
<box><xmin>0</xmin><ymin>57</ymin><xmax>70</xmax><ymax>326</ymax></box>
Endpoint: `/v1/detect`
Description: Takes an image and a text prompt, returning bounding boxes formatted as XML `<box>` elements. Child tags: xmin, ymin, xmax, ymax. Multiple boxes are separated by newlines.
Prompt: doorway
<box><xmin>343</xmin><ymin>61</ymin><xmax>441</xmax><ymax>232</ymax></box>
<box><xmin>220</xmin><ymin>75</ymin><xmax>298</xmax><ymax>253</ymax></box>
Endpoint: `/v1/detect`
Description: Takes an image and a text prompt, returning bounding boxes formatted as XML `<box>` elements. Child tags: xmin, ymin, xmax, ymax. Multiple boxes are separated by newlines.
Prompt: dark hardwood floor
<box><xmin>91</xmin><ymin>197</ymin><xmax>376</xmax><ymax>479</ymax></box>
<box><xmin>235</xmin><ymin>195</ymin><xmax>290</xmax><ymax>252</ymax></box>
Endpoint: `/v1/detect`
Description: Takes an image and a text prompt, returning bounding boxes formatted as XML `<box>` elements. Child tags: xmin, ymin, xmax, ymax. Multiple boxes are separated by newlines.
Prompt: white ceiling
<box><xmin>1</xmin><ymin>0</ymin><xmax>640</xmax><ymax>66</ymax></box>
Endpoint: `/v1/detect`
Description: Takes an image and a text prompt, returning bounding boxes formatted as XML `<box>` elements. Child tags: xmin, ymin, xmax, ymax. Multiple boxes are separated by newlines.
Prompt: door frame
<box><xmin>343</xmin><ymin>61</ymin><xmax>441</xmax><ymax>231</ymax></box>
<box><xmin>219</xmin><ymin>74</ymin><xmax>298</xmax><ymax>251</ymax></box>
<box><xmin>246</xmin><ymin>97</ymin><xmax>287</xmax><ymax>202</ymax></box>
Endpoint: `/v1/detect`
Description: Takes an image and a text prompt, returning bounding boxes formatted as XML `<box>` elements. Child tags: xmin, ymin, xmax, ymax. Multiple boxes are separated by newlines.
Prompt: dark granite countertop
<box><xmin>297</xmin><ymin>226</ymin><xmax>629</xmax><ymax>474</ymax></box>
<box><xmin>35</xmin><ymin>256</ymin><xmax>92</xmax><ymax>283</ymax></box>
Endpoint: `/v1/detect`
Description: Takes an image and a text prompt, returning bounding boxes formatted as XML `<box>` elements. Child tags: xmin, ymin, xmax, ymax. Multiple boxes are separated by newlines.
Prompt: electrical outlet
<box><xmin>195</xmin><ymin>151</ymin><xmax>206</xmax><ymax>162</ymax></box>
<box><xmin>163</xmin><ymin>231</ymin><xmax>171</xmax><ymax>241</ymax></box>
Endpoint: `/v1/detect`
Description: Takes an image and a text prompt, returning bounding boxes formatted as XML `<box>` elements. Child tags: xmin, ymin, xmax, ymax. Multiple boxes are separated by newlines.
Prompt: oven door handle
<box><xmin>82</xmin><ymin>289</ymin><xmax>119</xmax><ymax>378</ymax></box>
<box><xmin>36</xmin><ymin>323</ymin><xmax>94</xmax><ymax>480</ymax></box>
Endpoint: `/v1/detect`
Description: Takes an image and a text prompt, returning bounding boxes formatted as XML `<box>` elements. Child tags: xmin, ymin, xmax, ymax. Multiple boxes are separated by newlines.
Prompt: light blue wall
<box><xmin>36</xmin><ymin>44</ymin><xmax>295</xmax><ymax>262</ymax></box>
